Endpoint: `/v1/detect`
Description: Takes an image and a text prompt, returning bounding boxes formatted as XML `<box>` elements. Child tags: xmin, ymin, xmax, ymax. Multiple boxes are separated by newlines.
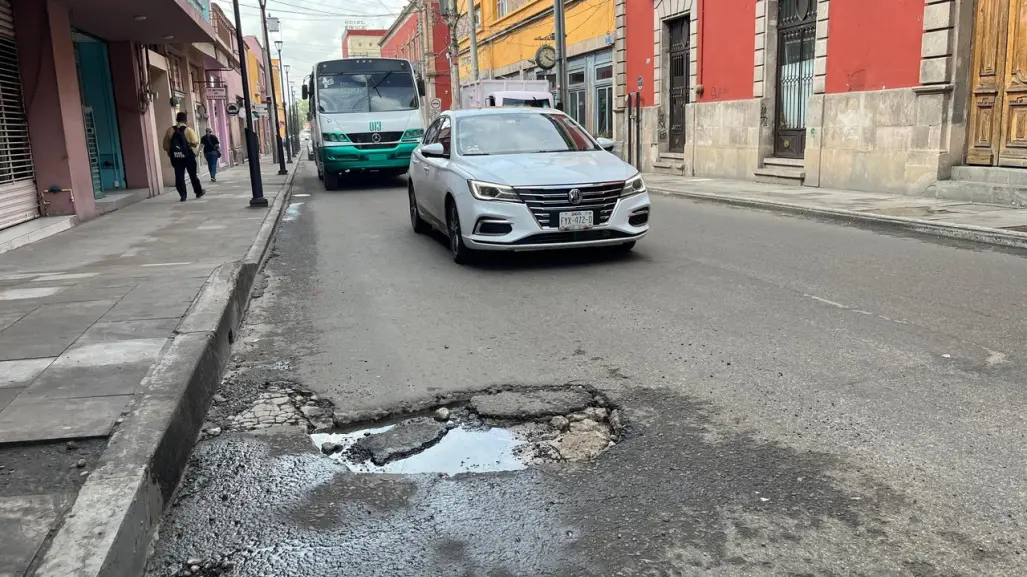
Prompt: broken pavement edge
<box><xmin>31</xmin><ymin>164</ymin><xmax>300</xmax><ymax>577</ymax></box>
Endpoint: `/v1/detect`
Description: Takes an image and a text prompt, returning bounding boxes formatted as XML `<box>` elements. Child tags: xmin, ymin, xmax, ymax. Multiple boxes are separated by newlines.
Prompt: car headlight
<box><xmin>468</xmin><ymin>180</ymin><xmax>522</xmax><ymax>202</ymax></box>
<box><xmin>621</xmin><ymin>174</ymin><xmax>647</xmax><ymax>197</ymax></box>
<box><xmin>402</xmin><ymin>128</ymin><xmax>424</xmax><ymax>141</ymax></box>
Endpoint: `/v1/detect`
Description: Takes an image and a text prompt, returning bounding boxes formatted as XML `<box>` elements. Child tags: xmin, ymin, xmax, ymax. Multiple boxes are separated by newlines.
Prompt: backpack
<box><xmin>168</xmin><ymin>126</ymin><xmax>192</xmax><ymax>161</ymax></box>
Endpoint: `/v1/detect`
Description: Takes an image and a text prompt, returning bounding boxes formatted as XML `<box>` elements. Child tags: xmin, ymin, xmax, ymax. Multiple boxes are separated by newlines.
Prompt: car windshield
<box><xmin>456</xmin><ymin>113</ymin><xmax>598</xmax><ymax>156</ymax></box>
<box><xmin>316</xmin><ymin>72</ymin><xmax>418</xmax><ymax>114</ymax></box>
<box><xmin>500</xmin><ymin>97</ymin><xmax>551</xmax><ymax>108</ymax></box>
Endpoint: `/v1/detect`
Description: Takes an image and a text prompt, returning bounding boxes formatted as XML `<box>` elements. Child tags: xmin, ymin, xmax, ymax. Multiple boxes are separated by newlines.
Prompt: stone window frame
<box><xmin>652</xmin><ymin>0</ymin><xmax>697</xmax><ymax>109</ymax></box>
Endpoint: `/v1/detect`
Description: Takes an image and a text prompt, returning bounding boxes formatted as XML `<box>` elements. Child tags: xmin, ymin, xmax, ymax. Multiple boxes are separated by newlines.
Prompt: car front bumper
<box><xmin>321</xmin><ymin>142</ymin><xmax>418</xmax><ymax>172</ymax></box>
<box><xmin>460</xmin><ymin>192</ymin><xmax>651</xmax><ymax>252</ymax></box>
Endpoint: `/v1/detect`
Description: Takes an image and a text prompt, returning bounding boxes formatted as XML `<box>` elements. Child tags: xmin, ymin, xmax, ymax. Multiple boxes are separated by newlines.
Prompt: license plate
<box><xmin>559</xmin><ymin>210</ymin><xmax>593</xmax><ymax>231</ymax></box>
<box><xmin>369</xmin><ymin>154</ymin><xmax>388</xmax><ymax>161</ymax></box>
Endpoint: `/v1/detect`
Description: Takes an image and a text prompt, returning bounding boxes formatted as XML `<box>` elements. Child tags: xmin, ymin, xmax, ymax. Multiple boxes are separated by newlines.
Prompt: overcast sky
<box><xmin>212</xmin><ymin>0</ymin><xmax>409</xmax><ymax>90</ymax></box>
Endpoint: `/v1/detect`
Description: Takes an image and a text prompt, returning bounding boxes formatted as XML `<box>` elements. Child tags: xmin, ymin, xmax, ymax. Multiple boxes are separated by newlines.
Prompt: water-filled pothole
<box><xmin>312</xmin><ymin>424</ymin><xmax>526</xmax><ymax>474</ymax></box>
<box><xmin>311</xmin><ymin>387</ymin><xmax>621</xmax><ymax>475</ymax></box>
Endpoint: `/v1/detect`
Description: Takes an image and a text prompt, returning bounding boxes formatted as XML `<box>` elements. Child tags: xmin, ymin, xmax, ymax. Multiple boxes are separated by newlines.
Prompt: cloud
<box><xmin>213</xmin><ymin>0</ymin><xmax>409</xmax><ymax>87</ymax></box>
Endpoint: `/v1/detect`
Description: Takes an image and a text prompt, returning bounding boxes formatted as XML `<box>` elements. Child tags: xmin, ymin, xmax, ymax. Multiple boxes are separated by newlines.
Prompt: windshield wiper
<box><xmin>369</xmin><ymin>71</ymin><xmax>392</xmax><ymax>100</ymax></box>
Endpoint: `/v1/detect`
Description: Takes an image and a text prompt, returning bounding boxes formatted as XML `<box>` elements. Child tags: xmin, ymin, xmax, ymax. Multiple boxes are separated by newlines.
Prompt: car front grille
<box><xmin>514</xmin><ymin>182</ymin><xmax>624</xmax><ymax>229</ymax></box>
<box><xmin>348</xmin><ymin>131</ymin><xmax>403</xmax><ymax>144</ymax></box>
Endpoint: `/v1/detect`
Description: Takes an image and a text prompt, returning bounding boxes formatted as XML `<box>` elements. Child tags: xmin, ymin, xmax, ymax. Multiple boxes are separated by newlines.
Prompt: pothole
<box><xmin>311</xmin><ymin>387</ymin><xmax>622</xmax><ymax>475</ymax></box>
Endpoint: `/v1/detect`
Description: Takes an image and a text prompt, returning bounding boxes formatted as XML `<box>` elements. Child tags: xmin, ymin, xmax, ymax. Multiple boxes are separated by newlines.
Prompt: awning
<box><xmin>66</xmin><ymin>0</ymin><xmax>215</xmax><ymax>43</ymax></box>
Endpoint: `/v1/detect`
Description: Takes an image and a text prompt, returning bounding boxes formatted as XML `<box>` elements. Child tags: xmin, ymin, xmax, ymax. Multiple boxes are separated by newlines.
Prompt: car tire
<box><xmin>447</xmin><ymin>200</ymin><xmax>474</xmax><ymax>265</ymax></box>
<box><xmin>324</xmin><ymin>171</ymin><xmax>339</xmax><ymax>191</ymax></box>
<box><xmin>409</xmin><ymin>186</ymin><xmax>430</xmax><ymax>234</ymax></box>
<box><xmin>317</xmin><ymin>168</ymin><xmax>324</xmax><ymax>181</ymax></box>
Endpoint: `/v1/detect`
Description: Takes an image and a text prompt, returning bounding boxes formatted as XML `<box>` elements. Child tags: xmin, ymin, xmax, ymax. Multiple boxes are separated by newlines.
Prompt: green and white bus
<box><xmin>302</xmin><ymin>58</ymin><xmax>425</xmax><ymax>190</ymax></box>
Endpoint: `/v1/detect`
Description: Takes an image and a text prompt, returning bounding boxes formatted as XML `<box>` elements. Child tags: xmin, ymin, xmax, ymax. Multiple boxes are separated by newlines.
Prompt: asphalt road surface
<box><xmin>145</xmin><ymin>161</ymin><xmax>1027</xmax><ymax>577</ymax></box>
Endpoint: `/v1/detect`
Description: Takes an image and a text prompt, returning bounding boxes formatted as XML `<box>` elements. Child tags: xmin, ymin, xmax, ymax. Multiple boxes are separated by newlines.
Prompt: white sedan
<box><xmin>407</xmin><ymin>107</ymin><xmax>650</xmax><ymax>264</ymax></box>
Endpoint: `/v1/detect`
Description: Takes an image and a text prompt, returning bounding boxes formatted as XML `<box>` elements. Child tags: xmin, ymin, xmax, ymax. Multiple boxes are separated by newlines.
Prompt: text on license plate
<box><xmin>559</xmin><ymin>210</ymin><xmax>593</xmax><ymax>231</ymax></box>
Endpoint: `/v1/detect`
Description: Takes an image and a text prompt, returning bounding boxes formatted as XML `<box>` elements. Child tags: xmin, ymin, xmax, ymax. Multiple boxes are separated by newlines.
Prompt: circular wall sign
<box><xmin>430</xmin><ymin>97</ymin><xmax>442</xmax><ymax>110</ymax></box>
<box><xmin>535</xmin><ymin>45</ymin><xmax>557</xmax><ymax>71</ymax></box>
<box><xmin>226</xmin><ymin>103</ymin><xmax>240</xmax><ymax>115</ymax></box>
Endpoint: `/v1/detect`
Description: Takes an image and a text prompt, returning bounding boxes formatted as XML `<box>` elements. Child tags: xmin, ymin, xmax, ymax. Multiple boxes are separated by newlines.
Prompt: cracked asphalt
<box><xmin>144</xmin><ymin>161</ymin><xmax>1027</xmax><ymax>576</ymax></box>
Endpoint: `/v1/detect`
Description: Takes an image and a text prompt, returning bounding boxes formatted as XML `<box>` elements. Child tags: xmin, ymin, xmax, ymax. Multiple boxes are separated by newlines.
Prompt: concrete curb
<box><xmin>32</xmin><ymin>163</ymin><xmax>301</xmax><ymax>577</ymax></box>
<box><xmin>650</xmin><ymin>186</ymin><xmax>1027</xmax><ymax>252</ymax></box>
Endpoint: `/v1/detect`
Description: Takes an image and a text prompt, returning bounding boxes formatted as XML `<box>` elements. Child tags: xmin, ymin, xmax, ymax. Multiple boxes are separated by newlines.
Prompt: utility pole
<box><xmin>274</xmin><ymin>41</ymin><xmax>293</xmax><ymax>164</ymax></box>
<box><xmin>443</xmin><ymin>0</ymin><xmax>462</xmax><ymax>109</ymax></box>
<box><xmin>553</xmin><ymin>0</ymin><xmax>568</xmax><ymax>110</ymax></box>
<box><xmin>284</xmin><ymin>65</ymin><xmax>295</xmax><ymax>152</ymax></box>
<box><xmin>469</xmin><ymin>2</ymin><xmax>479</xmax><ymax>81</ymax></box>
<box><xmin>230</xmin><ymin>0</ymin><xmax>267</xmax><ymax>207</ymax></box>
<box><xmin>258</xmin><ymin>3</ymin><xmax>288</xmax><ymax>175</ymax></box>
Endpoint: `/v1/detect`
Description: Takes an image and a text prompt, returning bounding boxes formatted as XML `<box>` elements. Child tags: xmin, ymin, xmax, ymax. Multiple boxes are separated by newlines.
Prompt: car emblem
<box><xmin>371</xmin><ymin>132</ymin><xmax>381</xmax><ymax>143</ymax></box>
<box><xmin>568</xmin><ymin>188</ymin><xmax>582</xmax><ymax>205</ymax></box>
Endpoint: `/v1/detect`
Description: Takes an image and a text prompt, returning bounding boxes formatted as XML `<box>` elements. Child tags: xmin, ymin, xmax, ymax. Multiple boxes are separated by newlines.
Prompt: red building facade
<box><xmin>380</xmin><ymin>0</ymin><xmax>452</xmax><ymax>117</ymax></box>
<box><xmin>616</xmin><ymin>0</ymin><xmax>998</xmax><ymax>199</ymax></box>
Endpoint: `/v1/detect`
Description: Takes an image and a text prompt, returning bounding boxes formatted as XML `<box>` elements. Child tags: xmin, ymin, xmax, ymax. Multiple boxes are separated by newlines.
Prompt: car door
<box><xmin>421</xmin><ymin>116</ymin><xmax>452</xmax><ymax>222</ymax></box>
<box><xmin>411</xmin><ymin>118</ymin><xmax>441</xmax><ymax>219</ymax></box>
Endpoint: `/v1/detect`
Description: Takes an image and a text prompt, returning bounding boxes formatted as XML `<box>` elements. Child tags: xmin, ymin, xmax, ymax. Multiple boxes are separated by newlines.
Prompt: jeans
<box><xmin>172</xmin><ymin>156</ymin><xmax>203</xmax><ymax>200</ymax></box>
<box><xmin>205</xmin><ymin>152</ymin><xmax>218</xmax><ymax>179</ymax></box>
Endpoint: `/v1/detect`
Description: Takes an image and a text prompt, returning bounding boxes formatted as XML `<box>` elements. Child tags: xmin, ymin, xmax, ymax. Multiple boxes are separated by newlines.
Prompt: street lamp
<box><xmin>230</xmin><ymin>0</ymin><xmax>267</xmax><ymax>207</ymax></box>
<box><xmin>274</xmin><ymin>40</ymin><xmax>293</xmax><ymax>164</ymax></box>
<box><xmin>258</xmin><ymin>1</ymin><xmax>288</xmax><ymax>176</ymax></box>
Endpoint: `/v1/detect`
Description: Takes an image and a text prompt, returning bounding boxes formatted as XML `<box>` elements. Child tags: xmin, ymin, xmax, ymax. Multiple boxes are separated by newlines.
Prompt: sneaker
<box><xmin>180</xmin><ymin>197</ymin><xmax>187</xmax><ymax>202</ymax></box>
<box><xmin>196</xmin><ymin>190</ymin><xmax>205</xmax><ymax>199</ymax></box>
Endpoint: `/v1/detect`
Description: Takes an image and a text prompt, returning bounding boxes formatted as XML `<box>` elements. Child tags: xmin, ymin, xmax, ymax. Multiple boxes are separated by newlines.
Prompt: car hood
<box><xmin>458</xmin><ymin>151</ymin><xmax>637</xmax><ymax>186</ymax></box>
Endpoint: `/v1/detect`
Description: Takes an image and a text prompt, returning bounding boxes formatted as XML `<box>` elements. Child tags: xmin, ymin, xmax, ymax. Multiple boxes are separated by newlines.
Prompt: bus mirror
<box><xmin>301</xmin><ymin>84</ymin><xmax>309</xmax><ymax>100</ymax></box>
<box><xmin>416</xmin><ymin>77</ymin><xmax>425</xmax><ymax>97</ymax></box>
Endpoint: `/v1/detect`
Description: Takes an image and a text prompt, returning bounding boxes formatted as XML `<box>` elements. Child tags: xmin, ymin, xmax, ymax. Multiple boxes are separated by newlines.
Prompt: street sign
<box><xmin>267</xmin><ymin>17</ymin><xmax>280</xmax><ymax>32</ymax></box>
<box><xmin>430</xmin><ymin>98</ymin><xmax>442</xmax><ymax>110</ymax></box>
<box><xmin>226</xmin><ymin>103</ymin><xmax>240</xmax><ymax>115</ymax></box>
<box><xmin>252</xmin><ymin>104</ymin><xmax>268</xmax><ymax>114</ymax></box>
<box><xmin>206</xmin><ymin>86</ymin><xmax>227</xmax><ymax>100</ymax></box>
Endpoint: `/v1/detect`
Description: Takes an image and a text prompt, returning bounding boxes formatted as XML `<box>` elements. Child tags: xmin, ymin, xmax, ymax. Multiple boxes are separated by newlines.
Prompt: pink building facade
<box><xmin>0</xmin><ymin>0</ymin><xmax>224</xmax><ymax>233</ymax></box>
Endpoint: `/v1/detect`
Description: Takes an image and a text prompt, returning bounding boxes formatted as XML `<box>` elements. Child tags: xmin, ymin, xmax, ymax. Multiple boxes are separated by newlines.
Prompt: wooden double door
<box><xmin>968</xmin><ymin>0</ymin><xmax>1027</xmax><ymax>166</ymax></box>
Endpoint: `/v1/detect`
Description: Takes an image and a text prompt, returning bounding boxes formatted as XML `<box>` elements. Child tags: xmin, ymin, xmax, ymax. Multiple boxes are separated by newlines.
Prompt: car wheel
<box><xmin>409</xmin><ymin>186</ymin><xmax>430</xmax><ymax>234</ymax></box>
<box><xmin>317</xmin><ymin>168</ymin><xmax>323</xmax><ymax>181</ymax></box>
<box><xmin>447</xmin><ymin>200</ymin><xmax>474</xmax><ymax>265</ymax></box>
<box><xmin>324</xmin><ymin>171</ymin><xmax>339</xmax><ymax>191</ymax></box>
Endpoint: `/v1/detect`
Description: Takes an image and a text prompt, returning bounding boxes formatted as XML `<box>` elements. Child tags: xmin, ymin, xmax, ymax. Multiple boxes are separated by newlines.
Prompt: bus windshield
<box><xmin>317</xmin><ymin>71</ymin><xmax>418</xmax><ymax>114</ymax></box>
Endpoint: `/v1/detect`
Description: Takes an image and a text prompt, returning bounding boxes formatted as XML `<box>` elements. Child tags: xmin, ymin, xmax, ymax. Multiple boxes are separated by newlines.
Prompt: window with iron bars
<box><xmin>497</xmin><ymin>0</ymin><xmax>509</xmax><ymax>18</ymax></box>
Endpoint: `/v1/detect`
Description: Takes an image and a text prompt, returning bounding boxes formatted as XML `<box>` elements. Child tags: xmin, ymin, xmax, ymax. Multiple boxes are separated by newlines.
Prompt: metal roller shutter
<box><xmin>0</xmin><ymin>0</ymin><xmax>36</xmax><ymax>231</ymax></box>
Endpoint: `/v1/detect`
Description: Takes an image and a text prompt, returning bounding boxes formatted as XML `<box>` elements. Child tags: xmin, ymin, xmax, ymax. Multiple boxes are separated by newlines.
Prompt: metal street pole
<box><xmin>469</xmin><ymin>3</ymin><xmax>479</xmax><ymax>81</ymax></box>
<box><xmin>445</xmin><ymin>0</ymin><xmax>462</xmax><ymax>108</ymax></box>
<box><xmin>284</xmin><ymin>65</ymin><xmax>295</xmax><ymax>152</ymax></box>
<box><xmin>275</xmin><ymin>42</ymin><xmax>293</xmax><ymax>164</ymax></box>
<box><xmin>258</xmin><ymin>3</ymin><xmax>288</xmax><ymax>176</ymax></box>
<box><xmin>230</xmin><ymin>0</ymin><xmax>267</xmax><ymax>207</ymax></box>
<box><xmin>553</xmin><ymin>0</ymin><xmax>568</xmax><ymax>110</ymax></box>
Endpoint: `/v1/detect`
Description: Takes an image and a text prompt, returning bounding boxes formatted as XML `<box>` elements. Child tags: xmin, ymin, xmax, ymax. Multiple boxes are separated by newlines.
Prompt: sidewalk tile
<box><xmin>0</xmin><ymin>395</ymin><xmax>131</xmax><ymax>443</ymax></box>
<box><xmin>0</xmin><ymin>300</ymin><xmax>116</xmax><ymax>362</ymax></box>
<box><xmin>0</xmin><ymin>495</ymin><xmax>60</xmax><ymax>577</ymax></box>
<box><xmin>0</xmin><ymin>387</ymin><xmax>23</xmax><ymax>411</ymax></box>
<box><xmin>0</xmin><ymin>312</ymin><xmax>25</xmax><ymax>333</ymax></box>
<box><xmin>0</xmin><ymin>358</ymin><xmax>55</xmax><ymax>388</ymax></box>
<box><xmin>20</xmin><ymin>339</ymin><xmax>167</xmax><ymax>400</ymax></box>
<box><xmin>77</xmin><ymin>319</ymin><xmax>179</xmax><ymax>344</ymax></box>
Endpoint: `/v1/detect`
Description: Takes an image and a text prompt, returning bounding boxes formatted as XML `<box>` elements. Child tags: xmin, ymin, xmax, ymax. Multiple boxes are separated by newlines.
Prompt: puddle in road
<box><xmin>311</xmin><ymin>424</ymin><xmax>527</xmax><ymax>475</ymax></box>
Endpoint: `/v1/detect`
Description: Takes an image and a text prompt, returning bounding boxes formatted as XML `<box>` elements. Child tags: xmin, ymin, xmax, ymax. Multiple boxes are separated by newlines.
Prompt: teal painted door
<box><xmin>73</xmin><ymin>34</ymin><xmax>125</xmax><ymax>194</ymax></box>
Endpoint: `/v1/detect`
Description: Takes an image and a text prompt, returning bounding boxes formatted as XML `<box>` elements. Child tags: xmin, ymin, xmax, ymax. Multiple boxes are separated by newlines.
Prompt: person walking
<box><xmin>162</xmin><ymin>112</ymin><xmax>205</xmax><ymax>201</ymax></box>
<box><xmin>200</xmin><ymin>128</ymin><xmax>221</xmax><ymax>182</ymax></box>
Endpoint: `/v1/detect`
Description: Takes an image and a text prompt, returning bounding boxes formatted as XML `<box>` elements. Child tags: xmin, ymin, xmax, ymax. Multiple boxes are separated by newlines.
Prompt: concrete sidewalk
<box><xmin>0</xmin><ymin>156</ymin><xmax>294</xmax><ymax>577</ymax></box>
<box><xmin>644</xmin><ymin>173</ymin><xmax>1027</xmax><ymax>249</ymax></box>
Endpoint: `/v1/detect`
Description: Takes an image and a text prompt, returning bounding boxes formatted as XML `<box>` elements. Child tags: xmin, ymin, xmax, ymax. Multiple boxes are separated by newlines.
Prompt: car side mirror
<box><xmin>301</xmin><ymin>84</ymin><xmax>309</xmax><ymax>100</ymax></box>
<box><xmin>596</xmin><ymin>137</ymin><xmax>615</xmax><ymax>152</ymax></box>
<box><xmin>421</xmin><ymin>142</ymin><xmax>446</xmax><ymax>158</ymax></box>
<box><xmin>416</xmin><ymin>76</ymin><xmax>426</xmax><ymax>97</ymax></box>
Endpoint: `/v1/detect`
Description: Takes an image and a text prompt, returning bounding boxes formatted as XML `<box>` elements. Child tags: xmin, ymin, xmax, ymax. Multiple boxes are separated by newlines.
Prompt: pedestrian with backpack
<box><xmin>162</xmin><ymin>112</ymin><xmax>205</xmax><ymax>201</ymax></box>
<box><xmin>200</xmin><ymin>128</ymin><xmax>221</xmax><ymax>183</ymax></box>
